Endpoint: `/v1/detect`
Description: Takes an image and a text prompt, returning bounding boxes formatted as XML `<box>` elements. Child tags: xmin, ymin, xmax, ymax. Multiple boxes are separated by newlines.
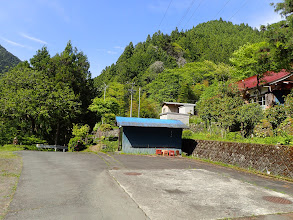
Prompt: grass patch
<box><xmin>101</xmin><ymin>140</ymin><xmax>118</xmax><ymax>152</ymax></box>
<box><xmin>0</xmin><ymin>145</ymin><xmax>24</xmax><ymax>152</ymax></box>
<box><xmin>190</xmin><ymin>132</ymin><xmax>293</xmax><ymax>146</ymax></box>
<box><xmin>0</xmin><ymin>150</ymin><xmax>22</xmax><ymax>219</ymax></box>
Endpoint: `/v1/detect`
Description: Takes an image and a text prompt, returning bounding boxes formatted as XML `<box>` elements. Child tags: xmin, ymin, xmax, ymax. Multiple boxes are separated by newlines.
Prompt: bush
<box><xmin>68</xmin><ymin>137</ymin><xmax>85</xmax><ymax>152</ymax></box>
<box><xmin>100</xmin><ymin>124</ymin><xmax>112</xmax><ymax>132</ymax></box>
<box><xmin>226</xmin><ymin>132</ymin><xmax>242</xmax><ymax>140</ymax></box>
<box><xmin>72</xmin><ymin>124</ymin><xmax>90</xmax><ymax>139</ymax></box>
<box><xmin>253</xmin><ymin>119</ymin><xmax>273</xmax><ymax>138</ymax></box>
<box><xmin>101</xmin><ymin>140</ymin><xmax>118</xmax><ymax>152</ymax></box>
<box><xmin>277</xmin><ymin>117</ymin><xmax>293</xmax><ymax>136</ymax></box>
<box><xmin>182</xmin><ymin>130</ymin><xmax>193</xmax><ymax>139</ymax></box>
<box><xmin>19</xmin><ymin>136</ymin><xmax>47</xmax><ymax>145</ymax></box>
<box><xmin>93</xmin><ymin>123</ymin><xmax>101</xmax><ymax>132</ymax></box>
<box><xmin>86</xmin><ymin>135</ymin><xmax>94</xmax><ymax>145</ymax></box>
<box><xmin>189</xmin><ymin>116</ymin><xmax>202</xmax><ymax>125</ymax></box>
<box><xmin>104</xmin><ymin>113</ymin><xmax>116</xmax><ymax>125</ymax></box>
<box><xmin>265</xmin><ymin>105</ymin><xmax>286</xmax><ymax>129</ymax></box>
<box><xmin>237</xmin><ymin>103</ymin><xmax>264</xmax><ymax>137</ymax></box>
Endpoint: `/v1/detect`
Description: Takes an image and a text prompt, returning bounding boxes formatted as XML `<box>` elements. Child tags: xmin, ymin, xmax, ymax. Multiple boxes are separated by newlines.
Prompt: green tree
<box><xmin>237</xmin><ymin>103</ymin><xmax>264</xmax><ymax>137</ymax></box>
<box><xmin>230</xmin><ymin>42</ymin><xmax>270</xmax><ymax>79</ymax></box>
<box><xmin>89</xmin><ymin>97</ymin><xmax>119</xmax><ymax>123</ymax></box>
<box><xmin>0</xmin><ymin>66</ymin><xmax>80</xmax><ymax>145</ymax></box>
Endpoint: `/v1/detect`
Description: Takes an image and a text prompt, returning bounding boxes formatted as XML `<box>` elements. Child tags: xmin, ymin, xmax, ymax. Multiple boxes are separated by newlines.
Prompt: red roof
<box><xmin>237</xmin><ymin>70</ymin><xmax>292</xmax><ymax>90</ymax></box>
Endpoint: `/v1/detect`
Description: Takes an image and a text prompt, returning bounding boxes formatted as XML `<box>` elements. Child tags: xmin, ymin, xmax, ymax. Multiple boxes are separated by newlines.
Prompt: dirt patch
<box><xmin>0</xmin><ymin>152</ymin><xmax>22</xmax><ymax>219</ymax></box>
<box><xmin>88</xmin><ymin>145</ymin><xmax>101</xmax><ymax>152</ymax></box>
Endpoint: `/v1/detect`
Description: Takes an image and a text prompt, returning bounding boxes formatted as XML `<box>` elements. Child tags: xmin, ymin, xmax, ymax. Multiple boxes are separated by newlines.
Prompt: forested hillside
<box><xmin>0</xmin><ymin>45</ymin><xmax>21</xmax><ymax>73</ymax></box>
<box><xmin>95</xmin><ymin>19</ymin><xmax>264</xmax><ymax>87</ymax></box>
<box><xmin>93</xmin><ymin>19</ymin><xmax>265</xmax><ymax>116</ymax></box>
<box><xmin>1</xmin><ymin>0</ymin><xmax>293</xmax><ymax>147</ymax></box>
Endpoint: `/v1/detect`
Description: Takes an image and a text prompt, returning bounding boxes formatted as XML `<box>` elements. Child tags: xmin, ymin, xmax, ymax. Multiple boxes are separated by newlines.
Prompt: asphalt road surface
<box><xmin>5</xmin><ymin>151</ymin><xmax>293</xmax><ymax>220</ymax></box>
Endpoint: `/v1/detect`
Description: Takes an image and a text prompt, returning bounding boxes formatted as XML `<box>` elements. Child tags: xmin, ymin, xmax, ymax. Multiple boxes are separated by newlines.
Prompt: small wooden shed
<box><xmin>116</xmin><ymin>116</ymin><xmax>188</xmax><ymax>154</ymax></box>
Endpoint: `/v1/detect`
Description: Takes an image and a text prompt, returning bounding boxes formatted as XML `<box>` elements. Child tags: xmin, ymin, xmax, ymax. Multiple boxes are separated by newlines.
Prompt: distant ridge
<box><xmin>0</xmin><ymin>44</ymin><xmax>21</xmax><ymax>73</ymax></box>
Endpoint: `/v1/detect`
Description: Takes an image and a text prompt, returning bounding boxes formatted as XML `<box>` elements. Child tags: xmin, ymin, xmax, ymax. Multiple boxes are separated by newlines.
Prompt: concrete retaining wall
<box><xmin>185</xmin><ymin>139</ymin><xmax>293</xmax><ymax>178</ymax></box>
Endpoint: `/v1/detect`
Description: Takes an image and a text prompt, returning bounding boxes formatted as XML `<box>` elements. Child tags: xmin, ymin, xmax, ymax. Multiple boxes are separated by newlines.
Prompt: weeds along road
<box><xmin>5</xmin><ymin>151</ymin><xmax>148</xmax><ymax>220</ymax></box>
<box><xmin>5</xmin><ymin>151</ymin><xmax>293</xmax><ymax>220</ymax></box>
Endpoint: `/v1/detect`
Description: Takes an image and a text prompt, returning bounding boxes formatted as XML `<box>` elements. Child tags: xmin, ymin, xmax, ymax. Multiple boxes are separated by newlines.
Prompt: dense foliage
<box><xmin>0</xmin><ymin>42</ymin><xmax>95</xmax><ymax>145</ymax></box>
<box><xmin>0</xmin><ymin>45</ymin><xmax>21</xmax><ymax>74</ymax></box>
<box><xmin>2</xmin><ymin>0</ymin><xmax>293</xmax><ymax>147</ymax></box>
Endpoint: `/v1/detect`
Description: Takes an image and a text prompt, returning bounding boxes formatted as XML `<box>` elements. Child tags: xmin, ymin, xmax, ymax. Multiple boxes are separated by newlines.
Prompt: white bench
<box><xmin>36</xmin><ymin>144</ymin><xmax>68</xmax><ymax>152</ymax></box>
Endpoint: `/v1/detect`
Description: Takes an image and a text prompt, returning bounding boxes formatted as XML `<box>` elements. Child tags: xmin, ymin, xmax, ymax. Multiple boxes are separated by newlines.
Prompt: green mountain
<box><xmin>0</xmin><ymin>45</ymin><xmax>21</xmax><ymax>73</ymax></box>
<box><xmin>95</xmin><ymin>19</ymin><xmax>265</xmax><ymax>87</ymax></box>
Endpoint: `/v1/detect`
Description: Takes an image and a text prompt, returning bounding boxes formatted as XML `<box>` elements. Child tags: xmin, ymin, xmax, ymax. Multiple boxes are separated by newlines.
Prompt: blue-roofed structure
<box><xmin>116</xmin><ymin>116</ymin><xmax>186</xmax><ymax>154</ymax></box>
<box><xmin>116</xmin><ymin>116</ymin><xmax>188</xmax><ymax>129</ymax></box>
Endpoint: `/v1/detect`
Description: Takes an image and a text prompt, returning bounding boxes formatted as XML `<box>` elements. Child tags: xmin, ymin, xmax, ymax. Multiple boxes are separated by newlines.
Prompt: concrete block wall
<box><xmin>187</xmin><ymin>140</ymin><xmax>293</xmax><ymax>178</ymax></box>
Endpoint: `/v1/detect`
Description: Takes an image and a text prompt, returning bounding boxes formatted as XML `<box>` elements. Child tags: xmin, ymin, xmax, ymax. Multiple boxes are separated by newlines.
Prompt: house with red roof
<box><xmin>237</xmin><ymin>70</ymin><xmax>293</xmax><ymax>109</ymax></box>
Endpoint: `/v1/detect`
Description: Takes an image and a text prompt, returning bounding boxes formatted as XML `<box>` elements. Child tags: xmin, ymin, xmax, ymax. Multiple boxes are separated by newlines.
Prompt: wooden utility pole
<box><xmin>138</xmin><ymin>87</ymin><xmax>141</xmax><ymax>118</ymax></box>
<box><xmin>128</xmin><ymin>82</ymin><xmax>136</xmax><ymax>117</ymax></box>
<box><xmin>103</xmin><ymin>82</ymin><xmax>108</xmax><ymax>101</ymax></box>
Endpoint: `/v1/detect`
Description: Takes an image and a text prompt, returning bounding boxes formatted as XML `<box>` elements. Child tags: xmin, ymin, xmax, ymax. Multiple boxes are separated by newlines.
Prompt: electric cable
<box><xmin>158</xmin><ymin>0</ymin><xmax>173</xmax><ymax>30</ymax></box>
<box><xmin>229</xmin><ymin>0</ymin><xmax>249</xmax><ymax>21</ymax></box>
<box><xmin>177</xmin><ymin>0</ymin><xmax>196</xmax><ymax>29</ymax></box>
<box><xmin>183</xmin><ymin>0</ymin><xmax>204</xmax><ymax>29</ymax></box>
<box><xmin>213</xmin><ymin>0</ymin><xmax>232</xmax><ymax>20</ymax></box>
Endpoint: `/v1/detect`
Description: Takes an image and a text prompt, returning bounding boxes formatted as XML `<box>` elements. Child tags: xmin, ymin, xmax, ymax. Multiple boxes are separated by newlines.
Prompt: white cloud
<box><xmin>1</xmin><ymin>37</ymin><xmax>26</xmax><ymax>48</ymax></box>
<box><xmin>248</xmin><ymin>11</ymin><xmax>284</xmax><ymax>29</ymax></box>
<box><xmin>20</xmin><ymin>33</ymin><xmax>47</xmax><ymax>44</ymax></box>
<box><xmin>114</xmin><ymin>46</ymin><xmax>124</xmax><ymax>50</ymax></box>
<box><xmin>107</xmin><ymin>50</ymin><xmax>118</xmax><ymax>55</ymax></box>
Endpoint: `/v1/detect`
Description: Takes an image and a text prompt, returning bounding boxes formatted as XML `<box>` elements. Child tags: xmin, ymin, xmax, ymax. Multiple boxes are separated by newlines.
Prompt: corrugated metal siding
<box><xmin>122</xmin><ymin>127</ymin><xmax>182</xmax><ymax>154</ymax></box>
<box><xmin>116</xmin><ymin>116</ymin><xmax>188</xmax><ymax>129</ymax></box>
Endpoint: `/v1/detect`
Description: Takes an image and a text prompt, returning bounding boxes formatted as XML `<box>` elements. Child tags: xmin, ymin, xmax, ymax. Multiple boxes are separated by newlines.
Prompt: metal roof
<box><xmin>237</xmin><ymin>70</ymin><xmax>292</xmax><ymax>90</ymax></box>
<box><xmin>162</xmin><ymin>102</ymin><xmax>196</xmax><ymax>107</ymax></box>
<box><xmin>116</xmin><ymin>116</ymin><xmax>188</xmax><ymax>129</ymax></box>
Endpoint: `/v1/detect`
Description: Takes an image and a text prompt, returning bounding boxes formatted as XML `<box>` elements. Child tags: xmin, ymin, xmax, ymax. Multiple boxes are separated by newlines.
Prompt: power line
<box><xmin>177</xmin><ymin>0</ymin><xmax>196</xmax><ymax>29</ymax></box>
<box><xmin>182</xmin><ymin>0</ymin><xmax>204</xmax><ymax>29</ymax></box>
<box><xmin>158</xmin><ymin>0</ymin><xmax>173</xmax><ymax>30</ymax></box>
<box><xmin>229</xmin><ymin>0</ymin><xmax>249</xmax><ymax>21</ymax></box>
<box><xmin>213</xmin><ymin>0</ymin><xmax>232</xmax><ymax>20</ymax></box>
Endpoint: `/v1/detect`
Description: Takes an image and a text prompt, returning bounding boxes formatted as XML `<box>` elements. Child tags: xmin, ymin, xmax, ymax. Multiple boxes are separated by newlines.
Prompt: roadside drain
<box><xmin>263</xmin><ymin>196</ymin><xmax>292</xmax><ymax>204</ymax></box>
<box><xmin>124</xmin><ymin>172</ymin><xmax>142</xmax><ymax>176</ymax></box>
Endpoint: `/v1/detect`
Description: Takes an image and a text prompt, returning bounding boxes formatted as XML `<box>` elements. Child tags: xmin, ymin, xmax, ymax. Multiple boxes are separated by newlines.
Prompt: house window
<box><xmin>258</xmin><ymin>95</ymin><xmax>266</xmax><ymax>106</ymax></box>
<box><xmin>251</xmin><ymin>95</ymin><xmax>266</xmax><ymax>108</ymax></box>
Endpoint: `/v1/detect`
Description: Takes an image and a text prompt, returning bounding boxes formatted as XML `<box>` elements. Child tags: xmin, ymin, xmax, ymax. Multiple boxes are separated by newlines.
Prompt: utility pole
<box><xmin>97</xmin><ymin>82</ymin><xmax>108</xmax><ymax>124</ymax></box>
<box><xmin>102</xmin><ymin>82</ymin><xmax>108</xmax><ymax>101</ymax></box>
<box><xmin>138</xmin><ymin>87</ymin><xmax>141</xmax><ymax>118</ymax></box>
<box><xmin>128</xmin><ymin>82</ymin><xmax>136</xmax><ymax>117</ymax></box>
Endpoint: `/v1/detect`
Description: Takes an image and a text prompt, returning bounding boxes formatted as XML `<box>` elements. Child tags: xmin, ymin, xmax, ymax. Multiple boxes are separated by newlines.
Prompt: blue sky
<box><xmin>0</xmin><ymin>0</ymin><xmax>283</xmax><ymax>78</ymax></box>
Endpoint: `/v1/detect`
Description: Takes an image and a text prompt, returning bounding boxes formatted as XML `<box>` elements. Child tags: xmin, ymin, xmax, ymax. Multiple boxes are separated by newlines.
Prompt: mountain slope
<box><xmin>95</xmin><ymin>20</ymin><xmax>265</xmax><ymax>87</ymax></box>
<box><xmin>0</xmin><ymin>45</ymin><xmax>21</xmax><ymax>73</ymax></box>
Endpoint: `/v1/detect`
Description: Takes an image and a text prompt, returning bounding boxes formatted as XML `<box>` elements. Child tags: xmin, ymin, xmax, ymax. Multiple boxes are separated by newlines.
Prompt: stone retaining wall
<box><xmin>185</xmin><ymin>139</ymin><xmax>293</xmax><ymax>178</ymax></box>
<box><xmin>95</xmin><ymin>129</ymin><xmax>119</xmax><ymax>138</ymax></box>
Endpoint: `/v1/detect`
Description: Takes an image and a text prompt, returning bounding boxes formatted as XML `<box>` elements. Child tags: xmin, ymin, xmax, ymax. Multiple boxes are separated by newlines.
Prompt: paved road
<box><xmin>5</xmin><ymin>152</ymin><xmax>148</xmax><ymax>220</ymax></box>
<box><xmin>5</xmin><ymin>151</ymin><xmax>293</xmax><ymax>220</ymax></box>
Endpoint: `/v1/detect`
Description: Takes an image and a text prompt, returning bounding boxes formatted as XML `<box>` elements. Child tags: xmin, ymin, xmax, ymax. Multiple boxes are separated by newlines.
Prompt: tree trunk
<box><xmin>55</xmin><ymin>121</ymin><xmax>60</xmax><ymax>145</ymax></box>
<box><xmin>28</xmin><ymin>115</ymin><xmax>36</xmax><ymax>135</ymax></box>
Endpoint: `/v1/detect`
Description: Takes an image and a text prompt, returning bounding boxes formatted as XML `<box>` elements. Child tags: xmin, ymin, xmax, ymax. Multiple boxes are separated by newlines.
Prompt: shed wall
<box><xmin>122</xmin><ymin>126</ymin><xmax>182</xmax><ymax>154</ymax></box>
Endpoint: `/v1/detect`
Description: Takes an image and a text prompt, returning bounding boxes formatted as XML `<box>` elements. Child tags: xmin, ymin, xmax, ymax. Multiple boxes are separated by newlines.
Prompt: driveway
<box><xmin>5</xmin><ymin>151</ymin><xmax>293</xmax><ymax>220</ymax></box>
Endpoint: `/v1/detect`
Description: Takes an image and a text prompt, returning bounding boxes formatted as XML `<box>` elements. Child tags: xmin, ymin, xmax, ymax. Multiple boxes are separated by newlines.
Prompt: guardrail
<box><xmin>36</xmin><ymin>144</ymin><xmax>68</xmax><ymax>152</ymax></box>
